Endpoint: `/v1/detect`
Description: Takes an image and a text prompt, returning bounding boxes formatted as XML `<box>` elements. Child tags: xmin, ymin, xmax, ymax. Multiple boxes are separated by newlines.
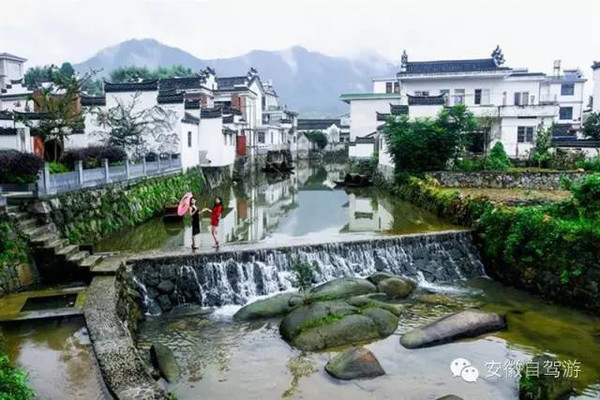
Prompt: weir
<box><xmin>131</xmin><ymin>230</ymin><xmax>485</xmax><ymax>313</ymax></box>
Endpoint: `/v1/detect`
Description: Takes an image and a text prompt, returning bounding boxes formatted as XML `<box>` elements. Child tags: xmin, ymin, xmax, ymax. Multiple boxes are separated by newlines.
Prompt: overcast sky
<box><xmin>2</xmin><ymin>0</ymin><xmax>599</xmax><ymax>76</ymax></box>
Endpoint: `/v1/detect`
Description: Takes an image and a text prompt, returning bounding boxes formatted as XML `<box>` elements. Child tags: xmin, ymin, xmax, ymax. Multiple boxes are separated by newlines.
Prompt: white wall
<box><xmin>349</xmin><ymin>99</ymin><xmax>400</xmax><ymax>140</ymax></box>
<box><xmin>198</xmin><ymin>117</ymin><xmax>235</xmax><ymax>166</ymax></box>
<box><xmin>180</xmin><ymin>121</ymin><xmax>200</xmax><ymax>169</ymax></box>
<box><xmin>0</xmin><ymin>128</ymin><xmax>32</xmax><ymax>152</ymax></box>
<box><xmin>497</xmin><ymin>116</ymin><xmax>554</xmax><ymax>158</ymax></box>
<box><xmin>409</xmin><ymin>104</ymin><xmax>443</xmax><ymax>119</ymax></box>
<box><xmin>593</xmin><ymin>67</ymin><xmax>600</xmax><ymax>113</ymax></box>
<box><xmin>351</xmin><ymin>142</ymin><xmax>375</xmax><ymax>159</ymax></box>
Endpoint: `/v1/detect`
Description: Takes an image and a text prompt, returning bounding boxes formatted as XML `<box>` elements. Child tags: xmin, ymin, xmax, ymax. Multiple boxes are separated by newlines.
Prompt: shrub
<box><xmin>48</xmin><ymin>162</ymin><xmax>70</xmax><ymax>174</ymax></box>
<box><xmin>0</xmin><ymin>150</ymin><xmax>44</xmax><ymax>184</ymax></box>
<box><xmin>454</xmin><ymin>158</ymin><xmax>484</xmax><ymax>172</ymax></box>
<box><xmin>575</xmin><ymin>155</ymin><xmax>600</xmax><ymax>172</ymax></box>
<box><xmin>60</xmin><ymin>145</ymin><xmax>127</xmax><ymax>169</ymax></box>
<box><xmin>568</xmin><ymin>173</ymin><xmax>600</xmax><ymax>218</ymax></box>
<box><xmin>0</xmin><ymin>349</ymin><xmax>34</xmax><ymax>400</ymax></box>
<box><xmin>483</xmin><ymin>142</ymin><xmax>512</xmax><ymax>171</ymax></box>
<box><xmin>306</xmin><ymin>131</ymin><xmax>328</xmax><ymax>150</ymax></box>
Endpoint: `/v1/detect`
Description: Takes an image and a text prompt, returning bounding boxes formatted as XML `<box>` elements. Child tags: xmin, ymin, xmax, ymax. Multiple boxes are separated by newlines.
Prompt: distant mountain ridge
<box><xmin>74</xmin><ymin>39</ymin><xmax>397</xmax><ymax>117</ymax></box>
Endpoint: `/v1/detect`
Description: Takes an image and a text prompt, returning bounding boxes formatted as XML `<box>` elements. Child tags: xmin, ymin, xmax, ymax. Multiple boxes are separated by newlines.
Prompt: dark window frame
<box><xmin>559</xmin><ymin>107</ymin><xmax>573</xmax><ymax>120</ymax></box>
<box><xmin>474</xmin><ymin>89</ymin><xmax>482</xmax><ymax>105</ymax></box>
<box><xmin>561</xmin><ymin>83</ymin><xmax>575</xmax><ymax>96</ymax></box>
<box><xmin>187</xmin><ymin>131</ymin><xmax>192</xmax><ymax>147</ymax></box>
<box><xmin>385</xmin><ymin>82</ymin><xmax>393</xmax><ymax>93</ymax></box>
<box><xmin>517</xmin><ymin>126</ymin><xmax>534</xmax><ymax>143</ymax></box>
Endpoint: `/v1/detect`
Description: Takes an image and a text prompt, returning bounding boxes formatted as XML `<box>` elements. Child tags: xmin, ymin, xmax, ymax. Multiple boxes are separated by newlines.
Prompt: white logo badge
<box><xmin>450</xmin><ymin>358</ymin><xmax>479</xmax><ymax>382</ymax></box>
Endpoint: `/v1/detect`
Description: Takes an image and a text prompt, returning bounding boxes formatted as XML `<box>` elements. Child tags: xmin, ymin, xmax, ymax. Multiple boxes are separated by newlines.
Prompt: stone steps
<box><xmin>67</xmin><ymin>250</ymin><xmax>90</xmax><ymax>266</ymax></box>
<box><xmin>44</xmin><ymin>238</ymin><xmax>69</xmax><ymax>251</ymax></box>
<box><xmin>30</xmin><ymin>233</ymin><xmax>59</xmax><ymax>247</ymax></box>
<box><xmin>18</xmin><ymin>218</ymin><xmax>38</xmax><ymax>230</ymax></box>
<box><xmin>23</xmin><ymin>224</ymin><xmax>53</xmax><ymax>238</ymax></box>
<box><xmin>79</xmin><ymin>255</ymin><xmax>103</xmax><ymax>269</ymax></box>
<box><xmin>55</xmin><ymin>244</ymin><xmax>79</xmax><ymax>258</ymax></box>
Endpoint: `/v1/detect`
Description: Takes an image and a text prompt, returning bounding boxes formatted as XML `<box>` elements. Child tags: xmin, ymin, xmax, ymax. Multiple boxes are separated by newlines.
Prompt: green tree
<box><xmin>59</xmin><ymin>62</ymin><xmax>75</xmax><ymax>77</ymax></box>
<box><xmin>582</xmin><ymin>112</ymin><xmax>600</xmax><ymax>140</ymax></box>
<box><xmin>0</xmin><ymin>353</ymin><xmax>34</xmax><ymax>399</ymax></box>
<box><xmin>384</xmin><ymin>115</ymin><xmax>456</xmax><ymax>172</ymax></box>
<box><xmin>437</xmin><ymin>104</ymin><xmax>479</xmax><ymax>160</ymax></box>
<box><xmin>289</xmin><ymin>257</ymin><xmax>316</xmax><ymax>299</ymax></box>
<box><xmin>306</xmin><ymin>130</ymin><xmax>328</xmax><ymax>150</ymax></box>
<box><xmin>21</xmin><ymin>67</ymin><xmax>94</xmax><ymax>161</ymax></box>
<box><xmin>530</xmin><ymin>123</ymin><xmax>554</xmax><ymax>168</ymax></box>
<box><xmin>24</xmin><ymin>65</ymin><xmax>52</xmax><ymax>87</ymax></box>
<box><xmin>484</xmin><ymin>142</ymin><xmax>512</xmax><ymax>171</ymax></box>
<box><xmin>109</xmin><ymin>66</ymin><xmax>153</xmax><ymax>83</ymax></box>
<box><xmin>92</xmin><ymin>93</ymin><xmax>178</xmax><ymax>158</ymax></box>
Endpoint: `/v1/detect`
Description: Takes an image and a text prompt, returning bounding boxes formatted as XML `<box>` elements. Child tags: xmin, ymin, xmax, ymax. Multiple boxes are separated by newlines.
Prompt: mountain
<box><xmin>74</xmin><ymin>39</ymin><xmax>397</xmax><ymax>117</ymax></box>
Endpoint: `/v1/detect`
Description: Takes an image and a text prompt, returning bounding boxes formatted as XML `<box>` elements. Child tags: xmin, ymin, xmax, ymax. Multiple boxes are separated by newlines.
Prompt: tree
<box><xmin>484</xmin><ymin>142</ymin><xmax>512</xmax><ymax>171</ymax></box>
<box><xmin>24</xmin><ymin>65</ymin><xmax>52</xmax><ymax>87</ymax></box>
<box><xmin>436</xmin><ymin>104</ymin><xmax>479</xmax><ymax>161</ymax></box>
<box><xmin>59</xmin><ymin>62</ymin><xmax>75</xmax><ymax>77</ymax></box>
<box><xmin>530</xmin><ymin>123</ymin><xmax>555</xmax><ymax>168</ymax></box>
<box><xmin>306</xmin><ymin>130</ymin><xmax>328</xmax><ymax>150</ymax></box>
<box><xmin>92</xmin><ymin>93</ymin><xmax>178</xmax><ymax>159</ymax></box>
<box><xmin>109</xmin><ymin>65</ymin><xmax>196</xmax><ymax>83</ymax></box>
<box><xmin>582</xmin><ymin>112</ymin><xmax>600</xmax><ymax>140</ymax></box>
<box><xmin>288</xmin><ymin>256</ymin><xmax>316</xmax><ymax>300</ymax></box>
<box><xmin>21</xmin><ymin>66</ymin><xmax>91</xmax><ymax>161</ymax></box>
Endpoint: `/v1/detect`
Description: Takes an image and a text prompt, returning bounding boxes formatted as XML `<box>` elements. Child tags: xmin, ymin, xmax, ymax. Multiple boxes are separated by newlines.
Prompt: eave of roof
<box><xmin>104</xmin><ymin>80</ymin><xmax>158</xmax><ymax>92</ymax></box>
<box><xmin>592</xmin><ymin>61</ymin><xmax>600</xmax><ymax>70</ymax></box>
<box><xmin>0</xmin><ymin>53</ymin><xmax>27</xmax><ymax>62</ymax></box>
<box><xmin>407</xmin><ymin>94</ymin><xmax>446</xmax><ymax>105</ymax></box>
<box><xmin>339</xmin><ymin>93</ymin><xmax>401</xmax><ymax>103</ymax></box>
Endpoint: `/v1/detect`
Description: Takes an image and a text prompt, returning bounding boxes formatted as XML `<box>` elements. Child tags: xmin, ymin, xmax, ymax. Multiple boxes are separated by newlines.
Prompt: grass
<box><xmin>455</xmin><ymin>188</ymin><xmax>571</xmax><ymax>204</ymax></box>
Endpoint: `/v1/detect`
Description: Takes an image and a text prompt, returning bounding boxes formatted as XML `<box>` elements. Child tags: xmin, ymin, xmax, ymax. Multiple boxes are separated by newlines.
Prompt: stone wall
<box><xmin>131</xmin><ymin>231</ymin><xmax>484</xmax><ymax>314</ymax></box>
<box><xmin>0</xmin><ymin>213</ymin><xmax>36</xmax><ymax>294</ymax></box>
<box><xmin>28</xmin><ymin>168</ymin><xmax>204</xmax><ymax>245</ymax></box>
<box><xmin>427</xmin><ymin>171</ymin><xmax>587</xmax><ymax>190</ymax></box>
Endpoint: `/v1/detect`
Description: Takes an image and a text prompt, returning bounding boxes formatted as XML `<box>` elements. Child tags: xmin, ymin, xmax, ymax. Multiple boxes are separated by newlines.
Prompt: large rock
<box><xmin>150</xmin><ymin>343</ymin><xmax>180</xmax><ymax>383</ymax></box>
<box><xmin>377</xmin><ymin>277</ymin><xmax>416</xmax><ymax>299</ymax></box>
<box><xmin>156</xmin><ymin>280</ymin><xmax>175</xmax><ymax>294</ymax></box>
<box><xmin>292</xmin><ymin>314</ymin><xmax>380</xmax><ymax>351</ymax></box>
<box><xmin>360</xmin><ymin>308</ymin><xmax>398</xmax><ymax>336</ymax></box>
<box><xmin>325</xmin><ymin>347</ymin><xmax>385</xmax><ymax>380</ymax></box>
<box><xmin>234</xmin><ymin>292</ymin><xmax>303</xmax><ymax>321</ymax></box>
<box><xmin>280</xmin><ymin>301</ymin><xmax>358</xmax><ymax>340</ymax></box>
<box><xmin>401</xmin><ymin>309</ymin><xmax>506</xmax><ymax>349</ymax></box>
<box><xmin>519</xmin><ymin>355</ymin><xmax>573</xmax><ymax>400</ymax></box>
<box><xmin>367</xmin><ymin>271</ymin><xmax>396</xmax><ymax>285</ymax></box>
<box><xmin>309</xmin><ymin>277</ymin><xmax>376</xmax><ymax>301</ymax></box>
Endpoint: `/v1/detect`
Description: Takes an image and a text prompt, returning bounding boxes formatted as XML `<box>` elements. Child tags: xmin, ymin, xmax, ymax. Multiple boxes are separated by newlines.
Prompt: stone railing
<box><xmin>37</xmin><ymin>156</ymin><xmax>182</xmax><ymax>196</ymax></box>
<box><xmin>427</xmin><ymin>170</ymin><xmax>587</xmax><ymax>190</ymax></box>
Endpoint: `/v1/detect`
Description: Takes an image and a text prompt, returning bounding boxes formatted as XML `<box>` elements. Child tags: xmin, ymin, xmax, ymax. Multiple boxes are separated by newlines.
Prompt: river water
<box><xmin>95</xmin><ymin>164</ymin><xmax>458</xmax><ymax>254</ymax></box>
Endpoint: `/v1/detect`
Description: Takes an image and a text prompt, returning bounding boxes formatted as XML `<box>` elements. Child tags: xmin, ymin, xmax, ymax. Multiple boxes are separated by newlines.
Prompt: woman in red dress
<box><xmin>202</xmin><ymin>196</ymin><xmax>223</xmax><ymax>248</ymax></box>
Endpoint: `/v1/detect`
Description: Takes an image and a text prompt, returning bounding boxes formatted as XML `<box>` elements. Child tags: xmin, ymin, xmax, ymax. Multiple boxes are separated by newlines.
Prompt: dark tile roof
<box><xmin>216</xmin><ymin>76</ymin><xmax>248</xmax><ymax>90</ymax></box>
<box><xmin>509</xmin><ymin>72</ymin><xmax>546</xmax><ymax>77</ymax></box>
<box><xmin>553</xmin><ymin>123</ymin><xmax>575</xmax><ymax>136</ymax></box>
<box><xmin>0</xmin><ymin>127</ymin><xmax>17</xmax><ymax>136</ymax></box>
<box><xmin>553</xmin><ymin>139</ymin><xmax>600</xmax><ymax>148</ymax></box>
<box><xmin>297</xmin><ymin>119</ymin><xmax>340</xmax><ymax>131</ymax></box>
<box><xmin>407</xmin><ymin>94</ymin><xmax>446</xmax><ymax>105</ymax></box>
<box><xmin>222</xmin><ymin>126</ymin><xmax>237</xmax><ymax>135</ymax></box>
<box><xmin>222</xmin><ymin>115</ymin><xmax>234</xmax><ymax>124</ymax></box>
<box><xmin>390</xmin><ymin>104</ymin><xmax>408</xmax><ymax>115</ymax></box>
<box><xmin>157</xmin><ymin>89</ymin><xmax>185</xmax><ymax>104</ymax></box>
<box><xmin>13</xmin><ymin>111</ymin><xmax>49</xmax><ymax>120</ymax></box>
<box><xmin>356</xmin><ymin>136</ymin><xmax>376</xmax><ymax>143</ymax></box>
<box><xmin>159</xmin><ymin>76</ymin><xmax>205</xmax><ymax>91</ymax></box>
<box><xmin>0</xmin><ymin>110</ymin><xmax>13</xmax><ymax>120</ymax></box>
<box><xmin>182</xmin><ymin>112</ymin><xmax>200</xmax><ymax>124</ymax></box>
<box><xmin>400</xmin><ymin>58</ymin><xmax>509</xmax><ymax>75</ymax></box>
<box><xmin>222</xmin><ymin>107</ymin><xmax>242</xmax><ymax>116</ymax></box>
<box><xmin>10</xmin><ymin>79</ymin><xmax>23</xmax><ymax>85</ymax></box>
<box><xmin>201</xmin><ymin>107</ymin><xmax>223</xmax><ymax>119</ymax></box>
<box><xmin>185</xmin><ymin>99</ymin><xmax>200</xmax><ymax>110</ymax></box>
<box><xmin>376</xmin><ymin>112</ymin><xmax>390</xmax><ymax>121</ymax></box>
<box><xmin>104</xmin><ymin>80</ymin><xmax>158</xmax><ymax>93</ymax></box>
<box><xmin>592</xmin><ymin>61</ymin><xmax>600</xmax><ymax>70</ymax></box>
<box><xmin>80</xmin><ymin>95</ymin><xmax>106</xmax><ymax>107</ymax></box>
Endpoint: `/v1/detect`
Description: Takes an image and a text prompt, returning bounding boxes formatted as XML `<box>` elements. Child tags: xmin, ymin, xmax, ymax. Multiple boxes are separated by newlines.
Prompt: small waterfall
<box><xmin>133</xmin><ymin>276</ymin><xmax>161</xmax><ymax>316</ymax></box>
<box><xmin>133</xmin><ymin>231</ymin><xmax>485</xmax><ymax>313</ymax></box>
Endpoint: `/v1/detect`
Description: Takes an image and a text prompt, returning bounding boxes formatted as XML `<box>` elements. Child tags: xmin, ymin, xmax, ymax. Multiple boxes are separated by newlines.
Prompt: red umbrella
<box><xmin>177</xmin><ymin>192</ymin><xmax>193</xmax><ymax>216</ymax></box>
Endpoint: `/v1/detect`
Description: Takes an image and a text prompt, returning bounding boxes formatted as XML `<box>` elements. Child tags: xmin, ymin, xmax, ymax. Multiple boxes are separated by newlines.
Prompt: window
<box><xmin>454</xmin><ymin>89</ymin><xmax>465</xmax><ymax>105</ymax></box>
<box><xmin>393</xmin><ymin>82</ymin><xmax>399</xmax><ymax>94</ymax></box>
<box><xmin>187</xmin><ymin>131</ymin><xmax>192</xmax><ymax>147</ymax></box>
<box><xmin>223</xmin><ymin>134</ymin><xmax>227</xmax><ymax>145</ymax></box>
<box><xmin>474</xmin><ymin>89</ymin><xmax>482</xmax><ymax>105</ymax></box>
<box><xmin>385</xmin><ymin>82</ymin><xmax>393</xmax><ymax>93</ymax></box>
<box><xmin>440</xmin><ymin>89</ymin><xmax>450</xmax><ymax>105</ymax></box>
<box><xmin>270</xmin><ymin>132</ymin><xmax>274</xmax><ymax>144</ymax></box>
<box><xmin>561</xmin><ymin>83</ymin><xmax>575</xmax><ymax>96</ymax></box>
<box><xmin>258</xmin><ymin>132</ymin><xmax>265</xmax><ymax>143</ymax></box>
<box><xmin>415</xmin><ymin>90</ymin><xmax>429</xmax><ymax>96</ymax></box>
<box><xmin>517</xmin><ymin>126</ymin><xmax>534</xmax><ymax>143</ymax></box>
<box><xmin>514</xmin><ymin>92</ymin><xmax>530</xmax><ymax>106</ymax></box>
<box><xmin>559</xmin><ymin>107</ymin><xmax>573</xmax><ymax>120</ymax></box>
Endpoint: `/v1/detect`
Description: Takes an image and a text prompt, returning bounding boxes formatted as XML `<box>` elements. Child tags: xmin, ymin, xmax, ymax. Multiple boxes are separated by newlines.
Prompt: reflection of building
<box><xmin>346</xmin><ymin>193</ymin><xmax>392</xmax><ymax>232</ymax></box>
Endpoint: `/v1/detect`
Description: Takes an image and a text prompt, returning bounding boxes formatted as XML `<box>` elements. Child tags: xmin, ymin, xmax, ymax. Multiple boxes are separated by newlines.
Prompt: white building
<box><xmin>593</xmin><ymin>62</ymin><xmax>600</xmax><ymax>113</ymax></box>
<box><xmin>343</xmin><ymin>47</ymin><xmax>590</xmax><ymax>167</ymax></box>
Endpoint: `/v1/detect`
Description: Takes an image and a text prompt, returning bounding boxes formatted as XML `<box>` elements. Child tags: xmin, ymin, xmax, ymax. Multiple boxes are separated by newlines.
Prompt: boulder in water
<box><xmin>360</xmin><ymin>308</ymin><xmax>398</xmax><ymax>336</ymax></box>
<box><xmin>325</xmin><ymin>347</ymin><xmax>385</xmax><ymax>380</ymax></box>
<box><xmin>168</xmin><ymin>304</ymin><xmax>213</xmax><ymax>319</ymax></box>
<box><xmin>280</xmin><ymin>301</ymin><xmax>358</xmax><ymax>340</ymax></box>
<box><xmin>292</xmin><ymin>314</ymin><xmax>380</xmax><ymax>351</ymax></box>
<box><xmin>156</xmin><ymin>280</ymin><xmax>175</xmax><ymax>294</ymax></box>
<box><xmin>519</xmin><ymin>355</ymin><xmax>573</xmax><ymax>400</ymax></box>
<box><xmin>234</xmin><ymin>292</ymin><xmax>303</xmax><ymax>321</ymax></box>
<box><xmin>367</xmin><ymin>271</ymin><xmax>396</xmax><ymax>285</ymax></box>
<box><xmin>309</xmin><ymin>277</ymin><xmax>376</xmax><ymax>301</ymax></box>
<box><xmin>377</xmin><ymin>277</ymin><xmax>416</xmax><ymax>299</ymax></box>
<box><xmin>150</xmin><ymin>343</ymin><xmax>180</xmax><ymax>383</ymax></box>
<box><xmin>400</xmin><ymin>309</ymin><xmax>506</xmax><ymax>349</ymax></box>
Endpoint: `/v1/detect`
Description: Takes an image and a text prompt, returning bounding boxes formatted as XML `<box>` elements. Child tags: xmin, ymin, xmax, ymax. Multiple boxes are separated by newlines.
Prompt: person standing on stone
<box><xmin>189</xmin><ymin>196</ymin><xmax>200</xmax><ymax>250</ymax></box>
<box><xmin>202</xmin><ymin>196</ymin><xmax>223</xmax><ymax>249</ymax></box>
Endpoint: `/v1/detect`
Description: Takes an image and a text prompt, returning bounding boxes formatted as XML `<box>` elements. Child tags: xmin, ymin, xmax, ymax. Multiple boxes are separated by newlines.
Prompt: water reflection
<box><xmin>95</xmin><ymin>163</ymin><xmax>457</xmax><ymax>253</ymax></box>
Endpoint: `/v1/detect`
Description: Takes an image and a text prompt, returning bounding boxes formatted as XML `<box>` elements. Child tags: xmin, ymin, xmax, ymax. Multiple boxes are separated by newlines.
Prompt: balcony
<box><xmin>498</xmin><ymin>104</ymin><xmax>558</xmax><ymax>118</ymax></box>
<box><xmin>539</xmin><ymin>94</ymin><xmax>558</xmax><ymax>105</ymax></box>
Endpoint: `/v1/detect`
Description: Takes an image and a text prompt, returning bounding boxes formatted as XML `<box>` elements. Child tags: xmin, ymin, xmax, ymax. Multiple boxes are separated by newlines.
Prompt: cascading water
<box><xmin>132</xmin><ymin>231</ymin><xmax>485</xmax><ymax>313</ymax></box>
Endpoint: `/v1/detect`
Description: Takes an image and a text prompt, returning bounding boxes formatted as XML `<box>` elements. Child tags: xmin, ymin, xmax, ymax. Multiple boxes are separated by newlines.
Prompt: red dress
<box><xmin>210</xmin><ymin>204</ymin><xmax>223</xmax><ymax>227</ymax></box>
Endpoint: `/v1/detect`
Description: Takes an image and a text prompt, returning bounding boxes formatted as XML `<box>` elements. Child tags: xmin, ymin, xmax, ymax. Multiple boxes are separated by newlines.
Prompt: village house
<box><xmin>342</xmin><ymin>47</ymin><xmax>591</xmax><ymax>173</ymax></box>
